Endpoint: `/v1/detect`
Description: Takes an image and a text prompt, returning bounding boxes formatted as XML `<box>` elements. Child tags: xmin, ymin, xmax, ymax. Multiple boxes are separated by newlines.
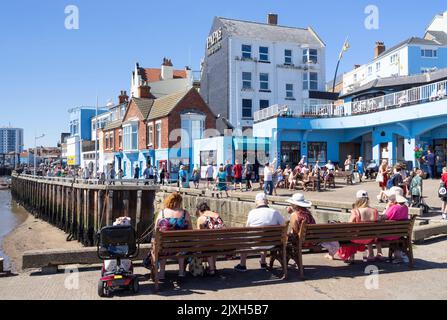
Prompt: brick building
<box><xmin>109</xmin><ymin>86</ymin><xmax>216</xmax><ymax>179</ymax></box>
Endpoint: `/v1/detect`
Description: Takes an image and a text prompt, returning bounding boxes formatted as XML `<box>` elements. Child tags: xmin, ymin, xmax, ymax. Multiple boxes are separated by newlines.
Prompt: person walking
<box><xmin>244</xmin><ymin>161</ymin><xmax>253</xmax><ymax>191</ymax></box>
<box><xmin>205</xmin><ymin>162</ymin><xmax>214</xmax><ymax>190</ymax></box>
<box><xmin>440</xmin><ymin>167</ymin><xmax>447</xmax><ymax>220</ymax></box>
<box><xmin>224</xmin><ymin>160</ymin><xmax>233</xmax><ymax>186</ymax></box>
<box><xmin>178</xmin><ymin>165</ymin><xmax>189</xmax><ymax>188</ymax></box>
<box><xmin>134</xmin><ymin>164</ymin><xmax>140</xmax><ymax>180</ymax></box>
<box><xmin>143</xmin><ymin>164</ymin><xmax>154</xmax><ymax>185</ymax></box>
<box><xmin>233</xmin><ymin>159</ymin><xmax>243</xmax><ymax>192</ymax></box>
<box><xmin>423</xmin><ymin>150</ymin><xmax>437</xmax><ymax>179</ymax></box>
<box><xmin>109</xmin><ymin>164</ymin><xmax>116</xmax><ymax>185</ymax></box>
<box><xmin>377</xmin><ymin>160</ymin><xmax>390</xmax><ymax>203</ymax></box>
<box><xmin>356</xmin><ymin>157</ymin><xmax>365</xmax><ymax>182</ymax></box>
<box><xmin>263</xmin><ymin>159</ymin><xmax>276</xmax><ymax>196</ymax></box>
<box><xmin>159</xmin><ymin>163</ymin><xmax>167</xmax><ymax>185</ymax></box>
<box><xmin>192</xmin><ymin>166</ymin><xmax>201</xmax><ymax>189</ymax></box>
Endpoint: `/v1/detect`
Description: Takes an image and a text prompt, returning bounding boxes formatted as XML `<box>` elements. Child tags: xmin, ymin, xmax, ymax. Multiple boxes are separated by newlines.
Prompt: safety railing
<box><xmin>254</xmin><ymin>78</ymin><xmax>447</xmax><ymax>122</ymax></box>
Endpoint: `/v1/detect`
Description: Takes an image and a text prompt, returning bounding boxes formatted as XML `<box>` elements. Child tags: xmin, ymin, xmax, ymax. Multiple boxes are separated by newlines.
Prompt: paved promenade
<box><xmin>1</xmin><ymin>237</ymin><xmax>446</xmax><ymax>300</ymax></box>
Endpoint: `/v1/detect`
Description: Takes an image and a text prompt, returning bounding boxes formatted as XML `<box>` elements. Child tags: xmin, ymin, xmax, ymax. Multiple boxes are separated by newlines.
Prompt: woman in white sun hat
<box><xmin>286</xmin><ymin>194</ymin><xmax>340</xmax><ymax>260</ymax></box>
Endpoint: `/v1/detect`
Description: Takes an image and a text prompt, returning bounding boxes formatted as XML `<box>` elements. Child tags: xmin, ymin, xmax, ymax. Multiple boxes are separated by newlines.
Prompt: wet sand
<box><xmin>1</xmin><ymin>200</ymin><xmax>83</xmax><ymax>273</ymax></box>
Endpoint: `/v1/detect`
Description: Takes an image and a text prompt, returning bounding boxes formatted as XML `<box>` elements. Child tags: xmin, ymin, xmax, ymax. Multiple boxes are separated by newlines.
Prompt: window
<box><xmin>259</xmin><ymin>100</ymin><xmax>270</xmax><ymax>110</ymax></box>
<box><xmin>105</xmin><ymin>133</ymin><xmax>109</xmax><ymax>150</ymax></box>
<box><xmin>242</xmin><ymin>72</ymin><xmax>252</xmax><ymax>89</ymax></box>
<box><xmin>303</xmin><ymin>48</ymin><xmax>318</xmax><ymax>64</ymax></box>
<box><xmin>390</xmin><ymin>53</ymin><xmax>399</xmax><ymax>64</ymax></box>
<box><xmin>118</xmin><ymin>130</ymin><xmax>122</xmax><ymax>149</ymax></box>
<box><xmin>376</xmin><ymin>62</ymin><xmax>381</xmax><ymax>72</ymax></box>
<box><xmin>303</xmin><ymin>72</ymin><xmax>318</xmax><ymax>90</ymax></box>
<box><xmin>307</xmin><ymin>142</ymin><xmax>327</xmax><ymax>163</ymax></box>
<box><xmin>242</xmin><ymin>44</ymin><xmax>252</xmax><ymax>59</ymax></box>
<box><xmin>259</xmin><ymin>46</ymin><xmax>269</xmax><ymax>62</ymax></box>
<box><xmin>123</xmin><ymin>122</ymin><xmax>138</xmax><ymax>151</ymax></box>
<box><xmin>155</xmin><ymin>123</ymin><xmax>161</xmax><ymax>149</ymax></box>
<box><xmin>242</xmin><ymin>99</ymin><xmax>253</xmax><ymax>118</ymax></box>
<box><xmin>281</xmin><ymin>142</ymin><xmax>301</xmax><ymax>166</ymax></box>
<box><xmin>286</xmin><ymin>84</ymin><xmax>294</xmax><ymax>99</ymax></box>
<box><xmin>284</xmin><ymin>49</ymin><xmax>292</xmax><ymax>65</ymax></box>
<box><xmin>421</xmin><ymin>49</ymin><xmax>437</xmax><ymax>58</ymax></box>
<box><xmin>353</xmin><ymin>74</ymin><xmax>358</xmax><ymax>82</ymax></box>
<box><xmin>367</xmin><ymin>65</ymin><xmax>373</xmax><ymax>76</ymax></box>
<box><xmin>181</xmin><ymin>114</ymin><xmax>205</xmax><ymax>149</ymax></box>
<box><xmin>110</xmin><ymin>132</ymin><xmax>114</xmax><ymax>150</ymax></box>
<box><xmin>147</xmin><ymin>123</ymin><xmax>153</xmax><ymax>147</ymax></box>
<box><xmin>259</xmin><ymin>73</ymin><xmax>269</xmax><ymax>91</ymax></box>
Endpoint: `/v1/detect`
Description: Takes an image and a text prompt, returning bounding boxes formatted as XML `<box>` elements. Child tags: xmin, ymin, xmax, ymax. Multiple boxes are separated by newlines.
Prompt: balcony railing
<box><xmin>254</xmin><ymin>78</ymin><xmax>447</xmax><ymax>122</ymax></box>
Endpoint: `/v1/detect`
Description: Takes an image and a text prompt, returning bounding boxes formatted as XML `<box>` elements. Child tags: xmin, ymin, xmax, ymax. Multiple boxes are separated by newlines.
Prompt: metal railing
<box><xmin>254</xmin><ymin>78</ymin><xmax>447</xmax><ymax>122</ymax></box>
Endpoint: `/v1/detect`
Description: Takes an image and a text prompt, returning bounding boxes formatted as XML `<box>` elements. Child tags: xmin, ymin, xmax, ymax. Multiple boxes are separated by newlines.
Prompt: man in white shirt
<box><xmin>234</xmin><ymin>193</ymin><xmax>286</xmax><ymax>272</ymax></box>
<box><xmin>263</xmin><ymin>158</ymin><xmax>277</xmax><ymax>195</ymax></box>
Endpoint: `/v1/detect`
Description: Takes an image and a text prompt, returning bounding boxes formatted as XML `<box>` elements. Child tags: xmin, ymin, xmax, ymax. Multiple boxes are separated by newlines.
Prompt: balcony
<box><xmin>254</xmin><ymin>78</ymin><xmax>447</xmax><ymax>122</ymax></box>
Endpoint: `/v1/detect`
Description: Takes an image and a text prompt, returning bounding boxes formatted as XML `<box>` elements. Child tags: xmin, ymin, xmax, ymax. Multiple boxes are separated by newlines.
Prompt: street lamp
<box><xmin>34</xmin><ymin>134</ymin><xmax>45</xmax><ymax>176</ymax></box>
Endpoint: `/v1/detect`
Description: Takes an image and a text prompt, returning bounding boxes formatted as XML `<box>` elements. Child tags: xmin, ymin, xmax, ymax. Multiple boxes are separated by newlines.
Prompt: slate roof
<box><xmin>216</xmin><ymin>17</ymin><xmax>325</xmax><ymax>47</ymax></box>
<box><xmin>425</xmin><ymin>30</ymin><xmax>447</xmax><ymax>45</ymax></box>
<box><xmin>147</xmin><ymin>90</ymin><xmax>190</xmax><ymax>121</ymax></box>
<box><xmin>132</xmin><ymin>98</ymin><xmax>155</xmax><ymax>119</ymax></box>
<box><xmin>340</xmin><ymin>68</ymin><xmax>447</xmax><ymax>98</ymax></box>
<box><xmin>377</xmin><ymin>37</ymin><xmax>441</xmax><ymax>59</ymax></box>
<box><xmin>103</xmin><ymin>120</ymin><xmax>123</xmax><ymax>131</ymax></box>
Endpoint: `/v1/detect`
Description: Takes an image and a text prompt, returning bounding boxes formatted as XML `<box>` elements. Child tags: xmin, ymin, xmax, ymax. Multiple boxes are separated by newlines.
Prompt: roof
<box><xmin>132</xmin><ymin>98</ymin><xmax>155</xmax><ymax>119</ymax></box>
<box><xmin>216</xmin><ymin>17</ymin><xmax>325</xmax><ymax>47</ymax></box>
<box><xmin>139</xmin><ymin>68</ymin><xmax>188</xmax><ymax>83</ymax></box>
<box><xmin>147</xmin><ymin>90</ymin><xmax>190</xmax><ymax>120</ymax></box>
<box><xmin>377</xmin><ymin>37</ymin><xmax>441</xmax><ymax>59</ymax></box>
<box><xmin>103</xmin><ymin>120</ymin><xmax>123</xmax><ymax>131</ymax></box>
<box><xmin>425</xmin><ymin>30</ymin><xmax>447</xmax><ymax>45</ymax></box>
<box><xmin>340</xmin><ymin>67</ymin><xmax>447</xmax><ymax>98</ymax></box>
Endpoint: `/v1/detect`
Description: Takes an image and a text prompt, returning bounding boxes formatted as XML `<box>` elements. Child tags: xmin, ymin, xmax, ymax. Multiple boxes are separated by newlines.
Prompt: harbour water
<box><xmin>0</xmin><ymin>190</ymin><xmax>28</xmax><ymax>269</ymax></box>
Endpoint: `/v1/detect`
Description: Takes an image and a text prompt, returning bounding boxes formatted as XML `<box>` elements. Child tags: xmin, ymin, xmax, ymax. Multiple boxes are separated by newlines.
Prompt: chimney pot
<box><xmin>268</xmin><ymin>13</ymin><xmax>278</xmax><ymax>25</ymax></box>
<box><xmin>374</xmin><ymin>42</ymin><xmax>386</xmax><ymax>58</ymax></box>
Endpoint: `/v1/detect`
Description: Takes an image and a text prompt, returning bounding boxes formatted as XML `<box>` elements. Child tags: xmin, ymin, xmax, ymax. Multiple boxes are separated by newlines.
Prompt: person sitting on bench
<box><xmin>234</xmin><ymin>193</ymin><xmax>285</xmax><ymax>272</ymax></box>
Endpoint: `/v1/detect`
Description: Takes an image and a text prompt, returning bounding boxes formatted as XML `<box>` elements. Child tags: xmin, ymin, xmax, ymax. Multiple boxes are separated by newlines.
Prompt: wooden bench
<box><xmin>335</xmin><ymin>171</ymin><xmax>353</xmax><ymax>185</ymax></box>
<box><xmin>288</xmin><ymin>216</ymin><xmax>417</xmax><ymax>277</ymax></box>
<box><xmin>150</xmin><ymin>223</ymin><xmax>289</xmax><ymax>292</ymax></box>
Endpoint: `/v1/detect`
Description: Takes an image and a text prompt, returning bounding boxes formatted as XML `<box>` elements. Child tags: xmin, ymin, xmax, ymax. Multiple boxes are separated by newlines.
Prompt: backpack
<box><xmin>386</xmin><ymin>174</ymin><xmax>397</xmax><ymax>190</ymax></box>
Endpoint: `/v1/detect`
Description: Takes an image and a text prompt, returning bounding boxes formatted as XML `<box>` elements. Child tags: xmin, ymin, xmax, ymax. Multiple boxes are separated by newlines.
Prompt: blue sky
<box><xmin>1</xmin><ymin>0</ymin><xmax>446</xmax><ymax>148</ymax></box>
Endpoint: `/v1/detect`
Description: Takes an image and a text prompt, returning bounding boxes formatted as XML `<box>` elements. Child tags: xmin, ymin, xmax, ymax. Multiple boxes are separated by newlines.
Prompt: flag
<box><xmin>338</xmin><ymin>38</ymin><xmax>350</xmax><ymax>60</ymax></box>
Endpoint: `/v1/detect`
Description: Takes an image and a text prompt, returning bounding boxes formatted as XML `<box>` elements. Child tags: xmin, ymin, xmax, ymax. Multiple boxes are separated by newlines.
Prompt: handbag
<box><xmin>188</xmin><ymin>257</ymin><xmax>205</xmax><ymax>277</ymax></box>
<box><xmin>376</xmin><ymin>173</ymin><xmax>384</xmax><ymax>183</ymax></box>
<box><xmin>439</xmin><ymin>182</ymin><xmax>447</xmax><ymax>198</ymax></box>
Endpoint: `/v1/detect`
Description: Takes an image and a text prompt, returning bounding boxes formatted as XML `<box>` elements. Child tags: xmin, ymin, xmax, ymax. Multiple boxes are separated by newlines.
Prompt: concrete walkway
<box><xmin>1</xmin><ymin>238</ymin><xmax>446</xmax><ymax>300</ymax></box>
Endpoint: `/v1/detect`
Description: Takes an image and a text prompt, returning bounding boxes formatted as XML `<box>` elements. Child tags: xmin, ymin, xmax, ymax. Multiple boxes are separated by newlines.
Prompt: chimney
<box><xmin>161</xmin><ymin>57</ymin><xmax>174</xmax><ymax>80</ymax></box>
<box><xmin>268</xmin><ymin>13</ymin><xmax>278</xmax><ymax>25</ymax></box>
<box><xmin>374</xmin><ymin>42</ymin><xmax>386</xmax><ymax>58</ymax></box>
<box><xmin>138</xmin><ymin>86</ymin><xmax>152</xmax><ymax>99</ymax></box>
<box><xmin>118</xmin><ymin>91</ymin><xmax>129</xmax><ymax>104</ymax></box>
<box><xmin>354</xmin><ymin>64</ymin><xmax>361</xmax><ymax>69</ymax></box>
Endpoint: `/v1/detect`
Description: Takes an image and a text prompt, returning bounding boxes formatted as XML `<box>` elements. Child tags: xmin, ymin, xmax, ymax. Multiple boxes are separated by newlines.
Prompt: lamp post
<box><xmin>34</xmin><ymin>134</ymin><xmax>45</xmax><ymax>176</ymax></box>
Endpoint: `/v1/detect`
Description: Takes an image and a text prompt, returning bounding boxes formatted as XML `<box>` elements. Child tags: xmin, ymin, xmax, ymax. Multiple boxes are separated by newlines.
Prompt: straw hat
<box><xmin>286</xmin><ymin>193</ymin><xmax>312</xmax><ymax>208</ymax></box>
<box><xmin>385</xmin><ymin>187</ymin><xmax>408</xmax><ymax>203</ymax></box>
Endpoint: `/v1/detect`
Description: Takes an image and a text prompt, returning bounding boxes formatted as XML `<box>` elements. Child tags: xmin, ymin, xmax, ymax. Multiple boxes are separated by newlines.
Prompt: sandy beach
<box><xmin>3</xmin><ymin>214</ymin><xmax>84</xmax><ymax>273</ymax></box>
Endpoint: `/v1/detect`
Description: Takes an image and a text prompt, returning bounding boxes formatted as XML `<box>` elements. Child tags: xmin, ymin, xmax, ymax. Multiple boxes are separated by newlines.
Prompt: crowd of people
<box><xmin>149</xmin><ymin>186</ymin><xmax>415</xmax><ymax>279</ymax></box>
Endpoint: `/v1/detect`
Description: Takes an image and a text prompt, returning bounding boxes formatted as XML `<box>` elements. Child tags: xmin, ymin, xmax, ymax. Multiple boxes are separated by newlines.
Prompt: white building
<box><xmin>342</xmin><ymin>10</ymin><xmax>447</xmax><ymax>95</ymax></box>
<box><xmin>131</xmin><ymin>58</ymin><xmax>193</xmax><ymax>98</ymax></box>
<box><xmin>200</xmin><ymin>14</ymin><xmax>327</xmax><ymax>132</ymax></box>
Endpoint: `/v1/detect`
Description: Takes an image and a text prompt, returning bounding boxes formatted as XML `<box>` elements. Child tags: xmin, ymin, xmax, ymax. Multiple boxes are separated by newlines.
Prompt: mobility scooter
<box><xmin>97</xmin><ymin>222</ymin><xmax>140</xmax><ymax>297</ymax></box>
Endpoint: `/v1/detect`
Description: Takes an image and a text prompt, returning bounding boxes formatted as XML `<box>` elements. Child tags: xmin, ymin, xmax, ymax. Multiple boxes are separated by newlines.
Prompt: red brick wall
<box><xmin>122</xmin><ymin>100</ymin><xmax>147</xmax><ymax>150</ymax></box>
<box><xmin>164</xmin><ymin>89</ymin><xmax>216</xmax><ymax>149</ymax></box>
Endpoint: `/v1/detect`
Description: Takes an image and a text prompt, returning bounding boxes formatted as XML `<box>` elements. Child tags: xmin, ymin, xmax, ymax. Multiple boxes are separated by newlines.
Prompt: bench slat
<box><xmin>159</xmin><ymin>230</ymin><xmax>284</xmax><ymax>241</ymax></box>
<box><xmin>306</xmin><ymin>226</ymin><xmax>410</xmax><ymax>235</ymax></box>
<box><xmin>160</xmin><ymin>236</ymin><xmax>284</xmax><ymax>249</ymax></box>
<box><xmin>160</xmin><ymin>242</ymin><xmax>282</xmax><ymax>255</ymax></box>
<box><xmin>305</xmin><ymin>221</ymin><xmax>411</xmax><ymax>230</ymax></box>
<box><xmin>158</xmin><ymin>226</ymin><xmax>285</xmax><ymax>237</ymax></box>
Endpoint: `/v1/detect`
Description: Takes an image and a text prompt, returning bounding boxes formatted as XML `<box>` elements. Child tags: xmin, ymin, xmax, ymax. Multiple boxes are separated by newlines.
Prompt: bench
<box><xmin>289</xmin><ymin>216</ymin><xmax>417</xmax><ymax>277</ymax></box>
<box><xmin>150</xmin><ymin>223</ymin><xmax>289</xmax><ymax>292</ymax></box>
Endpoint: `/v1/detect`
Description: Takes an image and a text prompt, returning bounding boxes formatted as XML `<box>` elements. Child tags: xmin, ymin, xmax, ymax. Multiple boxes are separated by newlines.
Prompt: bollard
<box><xmin>0</xmin><ymin>257</ymin><xmax>3</xmax><ymax>273</ymax></box>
